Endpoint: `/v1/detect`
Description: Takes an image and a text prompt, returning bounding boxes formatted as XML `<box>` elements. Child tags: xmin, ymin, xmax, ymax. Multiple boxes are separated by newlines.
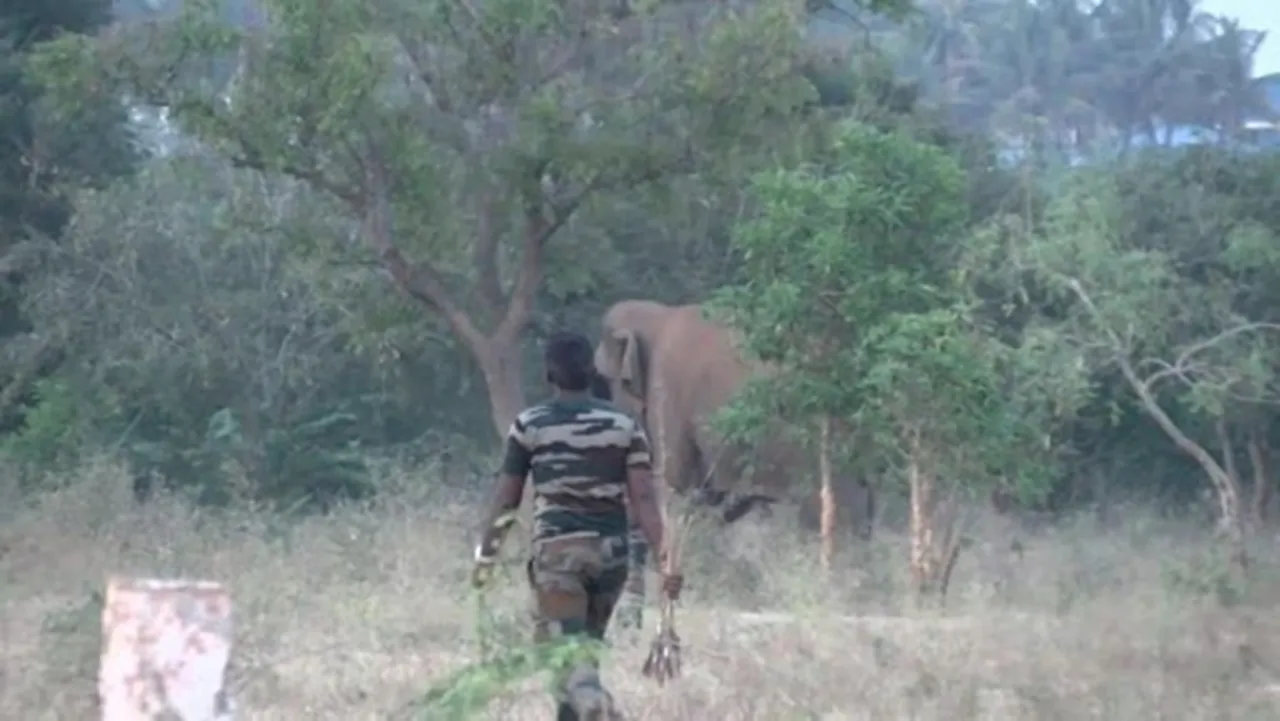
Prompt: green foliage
<box><xmin>409</xmin><ymin>635</ymin><xmax>609</xmax><ymax>720</ymax></box>
<box><xmin>0</xmin><ymin>377</ymin><xmax>85</xmax><ymax>478</ymax></box>
<box><xmin>28</xmin><ymin>0</ymin><xmax>828</xmax><ymax>445</ymax></box>
<box><xmin>13</xmin><ymin>156</ymin><xmax>486</xmax><ymax>509</ymax></box>
<box><xmin>1</xmin><ymin>0</ymin><xmax>137</xmax><ymax>239</ymax></box>
<box><xmin>0</xmin><ymin>0</ymin><xmax>141</xmax><ymax>449</ymax></box>
<box><xmin>199</xmin><ymin>407</ymin><xmax>370</xmax><ymax>510</ymax></box>
<box><xmin>711</xmin><ymin>121</ymin><xmax>1077</xmax><ymax>500</ymax></box>
<box><xmin>27</xmin><ymin>0</ymin><xmax>814</xmax><ymax>283</ymax></box>
<box><xmin>979</xmin><ymin>145</ymin><xmax>1280</xmax><ymax>515</ymax></box>
<box><xmin>401</xmin><ymin>576</ymin><xmax>613</xmax><ymax>720</ymax></box>
<box><xmin>1030</xmin><ymin>162</ymin><xmax>1280</xmax><ymax>414</ymax></box>
<box><xmin>712</xmin><ymin>121</ymin><xmax>966</xmax><ymax>382</ymax></box>
<box><xmin>7</xmin><ymin>0</ymin><xmax>1280</xmax><ymax>528</ymax></box>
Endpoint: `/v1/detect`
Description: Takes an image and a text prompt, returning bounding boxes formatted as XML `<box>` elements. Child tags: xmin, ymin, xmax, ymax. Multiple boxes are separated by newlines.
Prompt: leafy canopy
<box><xmin>710</xmin><ymin>121</ymin><xmax>1071</xmax><ymax>494</ymax></box>
<box><xmin>29</xmin><ymin>0</ymin><xmax>815</xmax><ymax>286</ymax></box>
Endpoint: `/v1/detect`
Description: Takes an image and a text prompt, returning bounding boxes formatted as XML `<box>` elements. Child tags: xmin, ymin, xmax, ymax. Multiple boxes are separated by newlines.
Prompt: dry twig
<box><xmin>640</xmin><ymin>497</ymin><xmax>697</xmax><ymax>686</ymax></box>
<box><xmin>642</xmin><ymin>595</ymin><xmax>681</xmax><ymax>685</ymax></box>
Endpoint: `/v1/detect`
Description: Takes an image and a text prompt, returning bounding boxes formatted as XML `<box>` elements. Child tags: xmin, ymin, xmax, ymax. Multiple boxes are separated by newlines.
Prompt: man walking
<box><xmin>589</xmin><ymin>369</ymin><xmax>648</xmax><ymax>633</ymax></box>
<box><xmin>472</xmin><ymin>331</ymin><xmax>681</xmax><ymax>721</ymax></box>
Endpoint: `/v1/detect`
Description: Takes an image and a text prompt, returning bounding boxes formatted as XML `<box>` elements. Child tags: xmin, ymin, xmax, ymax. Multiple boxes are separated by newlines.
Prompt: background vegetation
<box><xmin>5</xmin><ymin>0</ymin><xmax>1280</xmax><ymax>717</ymax></box>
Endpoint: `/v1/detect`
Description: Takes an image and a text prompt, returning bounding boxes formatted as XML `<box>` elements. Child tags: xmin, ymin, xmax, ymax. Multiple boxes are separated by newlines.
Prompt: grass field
<box><xmin>4</xmin><ymin>457</ymin><xmax>1280</xmax><ymax>720</ymax></box>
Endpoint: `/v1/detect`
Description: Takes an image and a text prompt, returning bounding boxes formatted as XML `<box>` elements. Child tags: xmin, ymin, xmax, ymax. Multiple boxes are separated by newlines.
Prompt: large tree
<box><xmin>31</xmin><ymin>0</ymin><xmax>840</xmax><ymax>438</ymax></box>
<box><xmin>709</xmin><ymin>122</ymin><xmax>1078</xmax><ymax>593</ymax></box>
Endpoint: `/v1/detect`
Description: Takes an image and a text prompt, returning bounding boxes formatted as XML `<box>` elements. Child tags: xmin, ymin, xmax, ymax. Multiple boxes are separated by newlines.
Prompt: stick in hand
<box><xmin>641</xmin><ymin>545</ymin><xmax>683</xmax><ymax>685</ymax></box>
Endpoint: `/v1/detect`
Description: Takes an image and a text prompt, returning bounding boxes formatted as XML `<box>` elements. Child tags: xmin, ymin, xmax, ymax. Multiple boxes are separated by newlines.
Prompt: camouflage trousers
<box><xmin>528</xmin><ymin>533</ymin><xmax>631</xmax><ymax>721</ymax></box>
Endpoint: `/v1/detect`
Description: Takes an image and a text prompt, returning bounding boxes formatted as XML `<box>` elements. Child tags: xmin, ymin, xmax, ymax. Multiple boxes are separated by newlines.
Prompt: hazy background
<box><xmin>1205</xmin><ymin>0</ymin><xmax>1279</xmax><ymax>73</ymax></box>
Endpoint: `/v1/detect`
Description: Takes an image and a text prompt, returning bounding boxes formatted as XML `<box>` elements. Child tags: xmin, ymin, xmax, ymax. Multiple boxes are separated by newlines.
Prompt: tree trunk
<box><xmin>818</xmin><ymin>414</ymin><xmax>835</xmax><ymax>575</ymax></box>
<box><xmin>475</xmin><ymin>336</ymin><xmax>529</xmax><ymax>439</ymax></box>
<box><xmin>1245</xmin><ymin>429</ymin><xmax>1272</xmax><ymax>527</ymax></box>
<box><xmin>906</xmin><ymin>426</ymin><xmax>962</xmax><ymax>603</ymax></box>
<box><xmin>1130</xmin><ymin>379</ymin><xmax>1246</xmax><ymax>572</ymax></box>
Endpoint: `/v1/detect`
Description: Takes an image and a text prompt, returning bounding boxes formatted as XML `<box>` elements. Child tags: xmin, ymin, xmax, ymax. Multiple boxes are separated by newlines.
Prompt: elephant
<box><xmin>593</xmin><ymin>299</ymin><xmax>876</xmax><ymax>540</ymax></box>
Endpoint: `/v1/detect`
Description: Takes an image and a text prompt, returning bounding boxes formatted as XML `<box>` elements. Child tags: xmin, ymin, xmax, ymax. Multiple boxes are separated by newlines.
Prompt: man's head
<box><xmin>544</xmin><ymin>330</ymin><xmax>595</xmax><ymax>392</ymax></box>
<box><xmin>590</xmin><ymin>369</ymin><xmax>612</xmax><ymax>401</ymax></box>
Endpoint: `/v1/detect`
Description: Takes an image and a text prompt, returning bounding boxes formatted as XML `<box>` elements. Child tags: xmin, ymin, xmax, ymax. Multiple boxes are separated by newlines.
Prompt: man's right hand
<box><xmin>471</xmin><ymin>545</ymin><xmax>498</xmax><ymax>589</ymax></box>
<box><xmin>660</xmin><ymin>571</ymin><xmax>684</xmax><ymax>600</ymax></box>
<box><xmin>657</xmin><ymin>547</ymin><xmax>683</xmax><ymax>600</ymax></box>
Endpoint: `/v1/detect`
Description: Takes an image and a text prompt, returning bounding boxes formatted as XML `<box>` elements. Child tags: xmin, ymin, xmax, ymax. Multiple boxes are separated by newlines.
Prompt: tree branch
<box><xmin>361</xmin><ymin>149</ymin><xmax>486</xmax><ymax>351</ymax></box>
<box><xmin>392</xmin><ymin>34</ymin><xmax>456</xmax><ymax>116</ymax></box>
<box><xmin>1247</xmin><ymin>429</ymin><xmax>1272</xmax><ymax>525</ymax></box>
<box><xmin>471</xmin><ymin>190</ymin><xmax>505</xmax><ymax>317</ymax></box>
<box><xmin>1217</xmin><ymin>417</ymin><xmax>1239</xmax><ymax>485</ymax></box>
<box><xmin>230</xmin><ymin>130</ymin><xmax>495</xmax><ymax>351</ymax></box>
<box><xmin>1066</xmin><ymin>278</ymin><xmax>1234</xmax><ymax>485</ymax></box>
<box><xmin>493</xmin><ymin>185</ymin><xmax>573</xmax><ymax>344</ymax></box>
<box><xmin>1140</xmin><ymin>322</ymin><xmax>1280</xmax><ymax>390</ymax></box>
<box><xmin>228</xmin><ymin>145</ymin><xmax>362</xmax><ymax>209</ymax></box>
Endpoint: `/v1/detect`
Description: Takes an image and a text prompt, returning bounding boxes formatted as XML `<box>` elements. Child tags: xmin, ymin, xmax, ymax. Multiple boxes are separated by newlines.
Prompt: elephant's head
<box><xmin>593</xmin><ymin>300</ymin><xmax>670</xmax><ymax>420</ymax></box>
<box><xmin>594</xmin><ymin>325</ymin><xmax>647</xmax><ymax>418</ymax></box>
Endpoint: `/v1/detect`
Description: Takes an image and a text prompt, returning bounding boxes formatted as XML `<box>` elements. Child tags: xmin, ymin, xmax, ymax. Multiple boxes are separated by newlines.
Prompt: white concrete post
<box><xmin>99</xmin><ymin>577</ymin><xmax>234</xmax><ymax>720</ymax></box>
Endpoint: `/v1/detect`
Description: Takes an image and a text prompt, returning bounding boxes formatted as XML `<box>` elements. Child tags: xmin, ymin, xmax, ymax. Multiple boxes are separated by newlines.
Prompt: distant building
<box><xmin>1243</xmin><ymin>73</ymin><xmax>1280</xmax><ymax>147</ymax></box>
<box><xmin>1260</xmin><ymin>72</ymin><xmax>1280</xmax><ymax>116</ymax></box>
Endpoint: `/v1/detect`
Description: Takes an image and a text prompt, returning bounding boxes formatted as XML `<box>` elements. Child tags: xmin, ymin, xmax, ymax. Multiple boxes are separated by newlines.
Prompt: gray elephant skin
<box><xmin>593</xmin><ymin>299</ymin><xmax>875</xmax><ymax>540</ymax></box>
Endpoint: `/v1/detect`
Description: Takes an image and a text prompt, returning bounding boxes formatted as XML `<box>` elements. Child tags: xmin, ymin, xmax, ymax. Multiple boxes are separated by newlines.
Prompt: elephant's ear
<box><xmin>615</xmin><ymin>328</ymin><xmax>646</xmax><ymax>397</ymax></box>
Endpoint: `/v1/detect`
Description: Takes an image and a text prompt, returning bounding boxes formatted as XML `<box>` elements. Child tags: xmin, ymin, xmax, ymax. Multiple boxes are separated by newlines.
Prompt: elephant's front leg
<box><xmin>616</xmin><ymin>379</ymin><xmax>696</xmax><ymax>636</ymax></box>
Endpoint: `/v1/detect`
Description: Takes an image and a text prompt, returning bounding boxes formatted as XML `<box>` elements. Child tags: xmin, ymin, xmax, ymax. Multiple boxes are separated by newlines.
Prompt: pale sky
<box><xmin>1202</xmin><ymin>0</ymin><xmax>1280</xmax><ymax>76</ymax></box>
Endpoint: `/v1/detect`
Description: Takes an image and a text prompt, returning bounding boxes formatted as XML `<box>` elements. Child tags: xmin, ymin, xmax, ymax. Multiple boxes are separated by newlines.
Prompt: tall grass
<box><xmin>3</xmin><ymin>455</ymin><xmax>1280</xmax><ymax>719</ymax></box>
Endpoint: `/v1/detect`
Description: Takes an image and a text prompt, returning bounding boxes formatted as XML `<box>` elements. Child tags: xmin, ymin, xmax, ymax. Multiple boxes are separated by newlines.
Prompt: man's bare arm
<box><xmin>626</xmin><ymin>466</ymin><xmax>666</xmax><ymax>556</ymax></box>
<box><xmin>476</xmin><ymin>422</ymin><xmax>533</xmax><ymax>559</ymax></box>
<box><xmin>476</xmin><ymin>472</ymin><xmax>525</xmax><ymax>558</ymax></box>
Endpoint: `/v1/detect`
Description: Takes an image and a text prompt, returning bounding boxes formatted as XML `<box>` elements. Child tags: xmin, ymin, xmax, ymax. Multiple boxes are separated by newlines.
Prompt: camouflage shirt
<box><xmin>501</xmin><ymin>397</ymin><xmax>652</xmax><ymax>543</ymax></box>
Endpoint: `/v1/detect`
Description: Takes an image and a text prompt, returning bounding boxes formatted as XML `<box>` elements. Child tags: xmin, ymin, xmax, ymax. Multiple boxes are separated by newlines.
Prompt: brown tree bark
<box><xmin>1123</xmin><ymin>355</ymin><xmax>1245</xmax><ymax>569</ymax></box>
<box><xmin>1247</xmin><ymin>429</ymin><xmax>1272</xmax><ymax>527</ymax></box>
<box><xmin>905</xmin><ymin>425</ymin><xmax>963</xmax><ymax>602</ymax></box>
<box><xmin>474</xmin><ymin>338</ymin><xmax>532</xmax><ymax>440</ymax></box>
<box><xmin>818</xmin><ymin>414</ymin><xmax>835</xmax><ymax>574</ymax></box>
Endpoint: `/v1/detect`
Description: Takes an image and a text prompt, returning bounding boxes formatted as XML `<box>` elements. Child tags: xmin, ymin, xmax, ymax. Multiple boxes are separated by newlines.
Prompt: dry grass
<box><xmin>4</xmin><ymin>457</ymin><xmax>1280</xmax><ymax>720</ymax></box>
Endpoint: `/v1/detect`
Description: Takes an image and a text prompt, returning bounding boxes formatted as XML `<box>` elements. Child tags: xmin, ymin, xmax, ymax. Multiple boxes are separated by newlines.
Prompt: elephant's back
<box><xmin>659</xmin><ymin>304</ymin><xmax>752</xmax><ymax>409</ymax></box>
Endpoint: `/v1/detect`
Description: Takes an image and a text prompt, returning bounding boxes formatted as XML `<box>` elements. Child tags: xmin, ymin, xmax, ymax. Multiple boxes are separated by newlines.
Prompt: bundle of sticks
<box><xmin>641</xmin><ymin>593</ymin><xmax>681</xmax><ymax>685</ymax></box>
<box><xmin>640</xmin><ymin>499</ymin><xmax>696</xmax><ymax>686</ymax></box>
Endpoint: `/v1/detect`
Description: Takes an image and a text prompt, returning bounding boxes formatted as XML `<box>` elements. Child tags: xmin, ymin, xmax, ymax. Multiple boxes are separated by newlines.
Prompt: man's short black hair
<box><xmin>545</xmin><ymin>330</ymin><xmax>594</xmax><ymax>392</ymax></box>
<box><xmin>590</xmin><ymin>370</ymin><xmax>612</xmax><ymax>401</ymax></box>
